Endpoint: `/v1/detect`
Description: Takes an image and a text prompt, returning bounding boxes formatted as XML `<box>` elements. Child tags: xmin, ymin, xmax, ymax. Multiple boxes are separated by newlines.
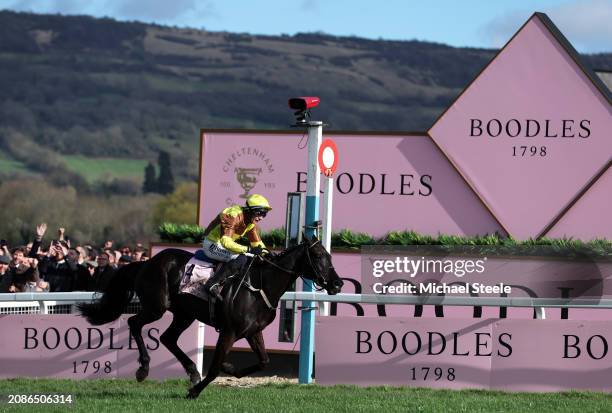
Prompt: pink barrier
<box><xmin>316</xmin><ymin>316</ymin><xmax>612</xmax><ymax>392</ymax></box>
<box><xmin>490</xmin><ymin>320</ymin><xmax>612</xmax><ymax>392</ymax></box>
<box><xmin>0</xmin><ymin>314</ymin><xmax>199</xmax><ymax>379</ymax></box>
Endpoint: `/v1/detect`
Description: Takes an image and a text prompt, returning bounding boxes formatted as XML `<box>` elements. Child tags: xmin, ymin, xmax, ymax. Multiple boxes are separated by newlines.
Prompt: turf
<box><xmin>1</xmin><ymin>379</ymin><xmax>612</xmax><ymax>413</ymax></box>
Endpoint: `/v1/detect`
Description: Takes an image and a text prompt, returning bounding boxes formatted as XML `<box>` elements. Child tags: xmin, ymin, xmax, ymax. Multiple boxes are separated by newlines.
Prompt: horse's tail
<box><xmin>78</xmin><ymin>261</ymin><xmax>145</xmax><ymax>325</ymax></box>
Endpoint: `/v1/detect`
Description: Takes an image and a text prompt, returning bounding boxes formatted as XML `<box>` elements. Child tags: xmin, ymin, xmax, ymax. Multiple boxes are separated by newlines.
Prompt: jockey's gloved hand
<box><xmin>249</xmin><ymin>246</ymin><xmax>265</xmax><ymax>256</ymax></box>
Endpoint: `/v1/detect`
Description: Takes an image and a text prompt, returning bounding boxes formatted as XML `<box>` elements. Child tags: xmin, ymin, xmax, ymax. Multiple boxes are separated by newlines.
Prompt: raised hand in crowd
<box><xmin>29</xmin><ymin>222</ymin><xmax>47</xmax><ymax>259</ymax></box>
<box><xmin>42</xmin><ymin>240</ymin><xmax>75</xmax><ymax>292</ymax></box>
<box><xmin>36</xmin><ymin>223</ymin><xmax>47</xmax><ymax>241</ymax></box>
<box><xmin>58</xmin><ymin>227</ymin><xmax>72</xmax><ymax>248</ymax></box>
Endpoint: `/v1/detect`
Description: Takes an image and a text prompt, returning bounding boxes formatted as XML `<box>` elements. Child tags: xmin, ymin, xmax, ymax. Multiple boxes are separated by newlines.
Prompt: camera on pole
<box><xmin>288</xmin><ymin>96</ymin><xmax>320</xmax><ymax>125</ymax></box>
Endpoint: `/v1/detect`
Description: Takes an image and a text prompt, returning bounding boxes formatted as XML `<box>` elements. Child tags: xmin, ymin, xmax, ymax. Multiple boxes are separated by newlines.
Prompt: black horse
<box><xmin>78</xmin><ymin>236</ymin><xmax>343</xmax><ymax>399</ymax></box>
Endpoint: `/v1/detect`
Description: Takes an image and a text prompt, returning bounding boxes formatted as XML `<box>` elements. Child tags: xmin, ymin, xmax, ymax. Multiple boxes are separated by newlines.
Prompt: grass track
<box><xmin>1</xmin><ymin>379</ymin><xmax>612</xmax><ymax>413</ymax></box>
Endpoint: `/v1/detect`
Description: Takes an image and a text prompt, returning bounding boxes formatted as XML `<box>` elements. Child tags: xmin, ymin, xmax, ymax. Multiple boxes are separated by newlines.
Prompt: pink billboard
<box><xmin>428</xmin><ymin>14</ymin><xmax>611</xmax><ymax>240</ymax></box>
<box><xmin>316</xmin><ymin>317</ymin><xmax>493</xmax><ymax>389</ymax></box>
<box><xmin>317</xmin><ymin>316</ymin><xmax>612</xmax><ymax>392</ymax></box>
<box><xmin>198</xmin><ymin>132</ymin><xmax>504</xmax><ymax>238</ymax></box>
<box><xmin>0</xmin><ymin>314</ymin><xmax>199</xmax><ymax>380</ymax></box>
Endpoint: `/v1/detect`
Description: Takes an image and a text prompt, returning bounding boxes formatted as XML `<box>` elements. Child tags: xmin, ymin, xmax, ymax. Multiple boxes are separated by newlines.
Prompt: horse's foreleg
<box><xmin>128</xmin><ymin>309</ymin><xmax>164</xmax><ymax>382</ymax></box>
<box><xmin>222</xmin><ymin>331</ymin><xmax>269</xmax><ymax>378</ymax></box>
<box><xmin>187</xmin><ymin>330</ymin><xmax>235</xmax><ymax>399</ymax></box>
<box><xmin>160</xmin><ymin>313</ymin><xmax>200</xmax><ymax>386</ymax></box>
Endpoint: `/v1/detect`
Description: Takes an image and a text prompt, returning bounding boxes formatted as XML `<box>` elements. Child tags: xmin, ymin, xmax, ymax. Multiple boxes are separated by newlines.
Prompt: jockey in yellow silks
<box><xmin>201</xmin><ymin>194</ymin><xmax>271</xmax><ymax>299</ymax></box>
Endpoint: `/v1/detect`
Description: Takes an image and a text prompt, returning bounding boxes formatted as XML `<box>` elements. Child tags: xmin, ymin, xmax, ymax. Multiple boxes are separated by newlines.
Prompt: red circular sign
<box><xmin>318</xmin><ymin>139</ymin><xmax>339</xmax><ymax>177</ymax></box>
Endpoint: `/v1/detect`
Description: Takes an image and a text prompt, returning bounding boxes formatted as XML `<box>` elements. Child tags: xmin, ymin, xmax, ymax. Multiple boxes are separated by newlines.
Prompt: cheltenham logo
<box><xmin>221</xmin><ymin>147</ymin><xmax>275</xmax><ymax>204</ymax></box>
<box><xmin>235</xmin><ymin>167</ymin><xmax>262</xmax><ymax>199</ymax></box>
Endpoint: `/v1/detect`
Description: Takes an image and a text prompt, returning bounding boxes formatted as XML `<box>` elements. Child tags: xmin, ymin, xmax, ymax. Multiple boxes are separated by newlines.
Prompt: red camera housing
<box><xmin>288</xmin><ymin>97</ymin><xmax>320</xmax><ymax>111</ymax></box>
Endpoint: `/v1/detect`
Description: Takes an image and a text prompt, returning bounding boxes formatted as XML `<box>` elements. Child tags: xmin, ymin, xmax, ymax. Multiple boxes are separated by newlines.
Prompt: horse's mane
<box><xmin>270</xmin><ymin>241</ymin><xmax>306</xmax><ymax>260</ymax></box>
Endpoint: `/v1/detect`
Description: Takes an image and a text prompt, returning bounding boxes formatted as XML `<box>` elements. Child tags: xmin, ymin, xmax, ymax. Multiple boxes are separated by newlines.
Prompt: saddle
<box><xmin>179</xmin><ymin>250</ymin><xmax>219</xmax><ymax>300</ymax></box>
<box><xmin>179</xmin><ymin>250</ymin><xmax>224</xmax><ymax>326</ymax></box>
<box><xmin>180</xmin><ymin>251</ymin><xmax>266</xmax><ymax>326</ymax></box>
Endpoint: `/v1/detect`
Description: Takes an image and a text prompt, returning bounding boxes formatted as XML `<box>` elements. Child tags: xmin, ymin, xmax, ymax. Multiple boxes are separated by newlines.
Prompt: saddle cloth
<box><xmin>179</xmin><ymin>256</ymin><xmax>216</xmax><ymax>300</ymax></box>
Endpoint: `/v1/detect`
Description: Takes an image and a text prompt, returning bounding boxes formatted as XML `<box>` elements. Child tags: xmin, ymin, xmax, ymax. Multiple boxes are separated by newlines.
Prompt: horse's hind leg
<box><xmin>221</xmin><ymin>331</ymin><xmax>269</xmax><ymax>378</ymax></box>
<box><xmin>128</xmin><ymin>307</ymin><xmax>165</xmax><ymax>382</ymax></box>
<box><xmin>160</xmin><ymin>312</ymin><xmax>200</xmax><ymax>386</ymax></box>
<box><xmin>187</xmin><ymin>330</ymin><xmax>235</xmax><ymax>399</ymax></box>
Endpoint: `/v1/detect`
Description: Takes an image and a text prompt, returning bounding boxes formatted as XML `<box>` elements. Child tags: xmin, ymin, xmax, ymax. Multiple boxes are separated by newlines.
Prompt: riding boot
<box><xmin>203</xmin><ymin>255</ymin><xmax>249</xmax><ymax>301</ymax></box>
<box><xmin>203</xmin><ymin>264</ymin><xmax>229</xmax><ymax>301</ymax></box>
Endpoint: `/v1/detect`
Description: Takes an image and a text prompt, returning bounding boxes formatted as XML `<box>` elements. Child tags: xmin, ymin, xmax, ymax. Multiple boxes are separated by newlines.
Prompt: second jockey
<box><xmin>201</xmin><ymin>194</ymin><xmax>272</xmax><ymax>300</ymax></box>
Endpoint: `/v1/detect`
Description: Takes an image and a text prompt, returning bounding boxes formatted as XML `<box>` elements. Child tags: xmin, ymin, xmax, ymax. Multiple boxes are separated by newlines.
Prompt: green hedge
<box><xmin>157</xmin><ymin>222</ymin><xmax>286</xmax><ymax>248</ymax></box>
<box><xmin>158</xmin><ymin>223</ymin><xmax>612</xmax><ymax>257</ymax></box>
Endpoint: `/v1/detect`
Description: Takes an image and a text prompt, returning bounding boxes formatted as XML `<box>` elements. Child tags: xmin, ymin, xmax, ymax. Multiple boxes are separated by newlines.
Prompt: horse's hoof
<box><xmin>186</xmin><ymin>389</ymin><xmax>200</xmax><ymax>399</ymax></box>
<box><xmin>136</xmin><ymin>367</ymin><xmax>149</xmax><ymax>382</ymax></box>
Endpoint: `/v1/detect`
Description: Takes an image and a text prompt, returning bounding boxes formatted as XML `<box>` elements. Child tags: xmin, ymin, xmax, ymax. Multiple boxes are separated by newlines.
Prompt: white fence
<box><xmin>0</xmin><ymin>292</ymin><xmax>140</xmax><ymax>315</ymax></box>
<box><xmin>3</xmin><ymin>291</ymin><xmax>612</xmax><ymax>319</ymax></box>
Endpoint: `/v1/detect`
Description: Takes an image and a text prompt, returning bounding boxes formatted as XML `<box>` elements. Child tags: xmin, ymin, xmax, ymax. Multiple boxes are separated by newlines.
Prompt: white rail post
<box><xmin>319</xmin><ymin>175</ymin><xmax>333</xmax><ymax>316</ymax></box>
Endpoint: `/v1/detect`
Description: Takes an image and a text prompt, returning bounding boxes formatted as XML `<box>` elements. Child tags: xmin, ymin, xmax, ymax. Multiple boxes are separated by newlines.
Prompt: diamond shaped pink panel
<box><xmin>545</xmin><ymin>165</ymin><xmax>612</xmax><ymax>240</ymax></box>
<box><xmin>429</xmin><ymin>14</ymin><xmax>611</xmax><ymax>240</ymax></box>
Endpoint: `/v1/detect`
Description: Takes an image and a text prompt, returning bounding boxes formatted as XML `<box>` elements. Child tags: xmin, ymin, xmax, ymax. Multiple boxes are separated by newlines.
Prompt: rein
<box><xmin>233</xmin><ymin>240</ymin><xmax>329</xmax><ymax>308</ymax></box>
<box><xmin>259</xmin><ymin>255</ymin><xmax>297</xmax><ymax>275</ymax></box>
<box><xmin>259</xmin><ymin>240</ymin><xmax>328</xmax><ymax>292</ymax></box>
<box><xmin>225</xmin><ymin>241</ymin><xmax>328</xmax><ymax>309</ymax></box>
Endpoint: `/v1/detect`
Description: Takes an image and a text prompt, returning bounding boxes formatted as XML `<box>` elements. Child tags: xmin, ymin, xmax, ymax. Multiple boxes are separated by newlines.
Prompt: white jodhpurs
<box><xmin>202</xmin><ymin>238</ymin><xmax>239</xmax><ymax>262</ymax></box>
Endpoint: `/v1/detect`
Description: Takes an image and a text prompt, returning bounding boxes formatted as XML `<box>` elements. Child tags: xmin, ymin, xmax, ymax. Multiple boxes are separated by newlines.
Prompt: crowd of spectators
<box><xmin>0</xmin><ymin>223</ymin><xmax>148</xmax><ymax>293</ymax></box>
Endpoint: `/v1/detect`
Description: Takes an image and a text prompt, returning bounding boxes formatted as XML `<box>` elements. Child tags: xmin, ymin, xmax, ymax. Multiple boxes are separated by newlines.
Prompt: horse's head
<box><xmin>300</xmin><ymin>235</ymin><xmax>343</xmax><ymax>295</ymax></box>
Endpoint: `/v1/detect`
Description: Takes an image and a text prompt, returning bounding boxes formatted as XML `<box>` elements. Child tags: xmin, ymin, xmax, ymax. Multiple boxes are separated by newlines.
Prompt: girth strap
<box><xmin>244</xmin><ymin>282</ymin><xmax>275</xmax><ymax>310</ymax></box>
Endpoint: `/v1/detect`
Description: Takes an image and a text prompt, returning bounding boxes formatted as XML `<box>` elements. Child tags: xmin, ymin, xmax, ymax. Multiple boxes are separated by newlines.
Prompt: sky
<box><xmin>1</xmin><ymin>0</ymin><xmax>610</xmax><ymax>53</ymax></box>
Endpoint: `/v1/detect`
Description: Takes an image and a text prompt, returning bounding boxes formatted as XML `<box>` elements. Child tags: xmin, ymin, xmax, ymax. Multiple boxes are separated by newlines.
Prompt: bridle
<box><xmin>259</xmin><ymin>240</ymin><xmax>329</xmax><ymax>291</ymax></box>
<box><xmin>302</xmin><ymin>240</ymin><xmax>330</xmax><ymax>291</ymax></box>
<box><xmin>236</xmin><ymin>241</ymin><xmax>329</xmax><ymax>310</ymax></box>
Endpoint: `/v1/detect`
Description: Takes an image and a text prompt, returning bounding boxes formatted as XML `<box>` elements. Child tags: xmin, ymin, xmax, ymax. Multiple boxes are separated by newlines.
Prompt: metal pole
<box><xmin>319</xmin><ymin>176</ymin><xmax>333</xmax><ymax>316</ymax></box>
<box><xmin>298</xmin><ymin>120</ymin><xmax>322</xmax><ymax>384</ymax></box>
